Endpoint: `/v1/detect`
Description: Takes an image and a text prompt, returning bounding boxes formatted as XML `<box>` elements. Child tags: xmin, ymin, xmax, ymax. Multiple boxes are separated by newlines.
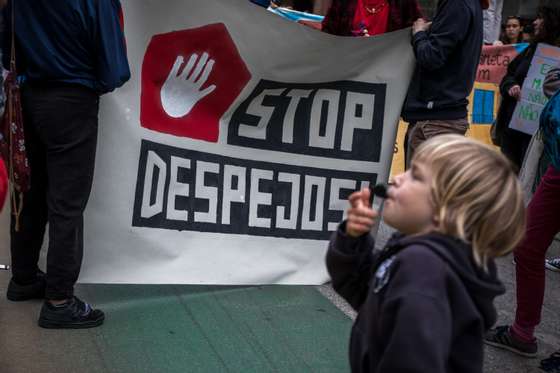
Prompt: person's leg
<box><xmin>403</xmin><ymin>121</ymin><xmax>415</xmax><ymax>170</ymax></box>
<box><xmin>513</xmin><ymin>166</ymin><xmax>560</xmax><ymax>338</ymax></box>
<box><xmin>406</xmin><ymin>121</ymin><xmax>426</xmax><ymax>168</ymax></box>
<box><xmin>406</xmin><ymin>118</ymin><xmax>469</xmax><ymax>167</ymax></box>
<box><xmin>8</xmin><ymin>85</ymin><xmax>48</xmax><ymax>289</ymax></box>
<box><xmin>485</xmin><ymin>166</ymin><xmax>560</xmax><ymax>357</ymax></box>
<box><xmin>34</xmin><ymin>85</ymin><xmax>99</xmax><ymax>301</ymax></box>
<box><xmin>34</xmin><ymin>84</ymin><xmax>104</xmax><ymax>329</ymax></box>
<box><xmin>419</xmin><ymin>118</ymin><xmax>469</xmax><ymax>139</ymax></box>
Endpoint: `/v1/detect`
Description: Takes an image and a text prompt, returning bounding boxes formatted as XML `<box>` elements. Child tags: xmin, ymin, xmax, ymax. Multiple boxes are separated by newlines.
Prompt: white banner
<box><xmin>79</xmin><ymin>0</ymin><xmax>415</xmax><ymax>284</ymax></box>
<box><xmin>510</xmin><ymin>43</ymin><xmax>560</xmax><ymax>135</ymax></box>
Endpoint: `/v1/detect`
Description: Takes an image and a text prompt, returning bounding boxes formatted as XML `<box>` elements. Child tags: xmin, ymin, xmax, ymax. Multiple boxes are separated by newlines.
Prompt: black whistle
<box><xmin>372</xmin><ymin>184</ymin><xmax>388</xmax><ymax>199</ymax></box>
<box><xmin>369</xmin><ymin>183</ymin><xmax>388</xmax><ymax>205</ymax></box>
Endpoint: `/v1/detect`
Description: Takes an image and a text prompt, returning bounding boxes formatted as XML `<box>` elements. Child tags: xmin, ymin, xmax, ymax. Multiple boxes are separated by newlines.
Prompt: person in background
<box><xmin>321</xmin><ymin>0</ymin><xmax>422</xmax><ymax>37</ymax></box>
<box><xmin>3</xmin><ymin>0</ymin><xmax>130</xmax><ymax>329</ymax></box>
<box><xmin>483</xmin><ymin>0</ymin><xmax>503</xmax><ymax>44</ymax></box>
<box><xmin>485</xmin><ymin>66</ymin><xmax>560</xmax><ymax>373</ymax></box>
<box><xmin>522</xmin><ymin>23</ymin><xmax>535</xmax><ymax>43</ymax></box>
<box><xmin>499</xmin><ymin>16</ymin><xmax>523</xmax><ymax>45</ymax></box>
<box><xmin>493</xmin><ymin>5</ymin><xmax>560</xmax><ymax>171</ymax></box>
<box><xmin>402</xmin><ymin>0</ymin><xmax>487</xmax><ymax>166</ymax></box>
<box><xmin>327</xmin><ymin>135</ymin><xmax>525</xmax><ymax>373</ymax></box>
<box><xmin>293</xmin><ymin>0</ymin><xmax>314</xmax><ymax>12</ymax></box>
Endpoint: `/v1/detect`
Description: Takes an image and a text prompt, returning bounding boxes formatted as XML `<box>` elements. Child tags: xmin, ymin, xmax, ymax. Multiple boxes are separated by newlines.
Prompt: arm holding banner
<box><xmin>411</xmin><ymin>0</ymin><xmax>470</xmax><ymax>71</ymax></box>
<box><xmin>499</xmin><ymin>46</ymin><xmax>531</xmax><ymax>98</ymax></box>
<box><xmin>320</xmin><ymin>0</ymin><xmax>355</xmax><ymax>37</ymax></box>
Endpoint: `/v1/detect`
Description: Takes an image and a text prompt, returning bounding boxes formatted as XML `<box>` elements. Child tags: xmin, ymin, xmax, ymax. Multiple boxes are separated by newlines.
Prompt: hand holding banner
<box><xmin>510</xmin><ymin>44</ymin><xmax>560</xmax><ymax>135</ymax></box>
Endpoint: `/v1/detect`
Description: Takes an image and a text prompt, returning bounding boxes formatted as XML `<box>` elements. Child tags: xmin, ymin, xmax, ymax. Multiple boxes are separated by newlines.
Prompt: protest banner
<box><xmin>255</xmin><ymin>9</ymin><xmax>529</xmax><ymax>176</ymax></box>
<box><xmin>510</xmin><ymin>43</ymin><xmax>560</xmax><ymax>135</ymax></box>
<box><xmin>476</xmin><ymin>44</ymin><xmax>528</xmax><ymax>85</ymax></box>
<box><xmin>268</xmin><ymin>6</ymin><xmax>324</xmax><ymax>30</ymax></box>
<box><xmin>267</xmin><ymin>6</ymin><xmax>324</xmax><ymax>24</ymax></box>
<box><xmin>76</xmin><ymin>0</ymin><xmax>415</xmax><ymax>284</ymax></box>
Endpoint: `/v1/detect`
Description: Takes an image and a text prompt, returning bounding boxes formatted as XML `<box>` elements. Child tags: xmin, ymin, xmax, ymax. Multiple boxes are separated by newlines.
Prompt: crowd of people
<box><xmin>1</xmin><ymin>0</ymin><xmax>559</xmax><ymax>372</ymax></box>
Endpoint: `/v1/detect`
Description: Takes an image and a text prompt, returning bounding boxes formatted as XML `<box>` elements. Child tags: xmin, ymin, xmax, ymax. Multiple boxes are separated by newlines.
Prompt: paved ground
<box><xmin>0</xmin><ymin>214</ymin><xmax>558</xmax><ymax>372</ymax></box>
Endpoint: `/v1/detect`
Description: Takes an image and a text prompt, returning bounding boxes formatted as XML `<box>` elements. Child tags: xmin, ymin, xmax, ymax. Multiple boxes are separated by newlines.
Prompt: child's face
<box><xmin>383</xmin><ymin>161</ymin><xmax>437</xmax><ymax>236</ymax></box>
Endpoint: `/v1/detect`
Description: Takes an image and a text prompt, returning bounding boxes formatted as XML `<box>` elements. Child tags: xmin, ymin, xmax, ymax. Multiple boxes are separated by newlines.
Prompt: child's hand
<box><xmin>508</xmin><ymin>85</ymin><xmax>521</xmax><ymax>100</ymax></box>
<box><xmin>346</xmin><ymin>188</ymin><xmax>378</xmax><ymax>238</ymax></box>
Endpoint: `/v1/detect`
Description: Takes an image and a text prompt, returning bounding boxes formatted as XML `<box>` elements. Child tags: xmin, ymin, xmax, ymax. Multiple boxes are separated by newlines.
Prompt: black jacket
<box><xmin>494</xmin><ymin>44</ymin><xmax>538</xmax><ymax>144</ymax></box>
<box><xmin>402</xmin><ymin>0</ymin><xmax>483</xmax><ymax>122</ymax></box>
<box><xmin>326</xmin><ymin>224</ymin><xmax>505</xmax><ymax>373</ymax></box>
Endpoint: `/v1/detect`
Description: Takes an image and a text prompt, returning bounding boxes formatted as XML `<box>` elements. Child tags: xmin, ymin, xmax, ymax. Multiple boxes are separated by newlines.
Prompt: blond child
<box><xmin>326</xmin><ymin>134</ymin><xmax>525</xmax><ymax>373</ymax></box>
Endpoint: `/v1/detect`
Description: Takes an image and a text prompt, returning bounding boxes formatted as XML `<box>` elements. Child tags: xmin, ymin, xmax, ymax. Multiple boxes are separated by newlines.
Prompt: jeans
<box><xmin>11</xmin><ymin>83</ymin><xmax>99</xmax><ymax>300</ymax></box>
<box><xmin>514</xmin><ymin>165</ymin><xmax>560</xmax><ymax>330</ymax></box>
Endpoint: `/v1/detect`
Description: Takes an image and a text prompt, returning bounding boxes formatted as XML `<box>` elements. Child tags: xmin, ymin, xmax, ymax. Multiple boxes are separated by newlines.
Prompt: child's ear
<box><xmin>432</xmin><ymin>212</ymin><xmax>441</xmax><ymax>227</ymax></box>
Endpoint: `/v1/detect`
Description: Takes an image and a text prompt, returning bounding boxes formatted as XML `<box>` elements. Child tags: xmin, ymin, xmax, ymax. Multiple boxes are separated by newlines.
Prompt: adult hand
<box><xmin>412</xmin><ymin>18</ymin><xmax>431</xmax><ymax>36</ymax></box>
<box><xmin>160</xmin><ymin>52</ymin><xmax>217</xmax><ymax>118</ymax></box>
<box><xmin>346</xmin><ymin>188</ymin><xmax>377</xmax><ymax>238</ymax></box>
<box><xmin>508</xmin><ymin>85</ymin><xmax>521</xmax><ymax>100</ymax></box>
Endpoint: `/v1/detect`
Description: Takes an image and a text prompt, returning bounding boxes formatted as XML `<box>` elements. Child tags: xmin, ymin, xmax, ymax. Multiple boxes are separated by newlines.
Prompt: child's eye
<box><xmin>411</xmin><ymin>171</ymin><xmax>423</xmax><ymax>181</ymax></box>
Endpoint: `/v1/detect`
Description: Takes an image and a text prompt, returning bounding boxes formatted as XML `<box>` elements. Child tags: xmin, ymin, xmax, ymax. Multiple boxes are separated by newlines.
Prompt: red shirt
<box><xmin>351</xmin><ymin>0</ymin><xmax>390</xmax><ymax>37</ymax></box>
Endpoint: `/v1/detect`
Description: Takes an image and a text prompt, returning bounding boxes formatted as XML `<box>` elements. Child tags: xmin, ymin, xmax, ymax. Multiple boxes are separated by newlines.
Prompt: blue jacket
<box><xmin>2</xmin><ymin>0</ymin><xmax>130</xmax><ymax>94</ymax></box>
<box><xmin>402</xmin><ymin>0</ymin><xmax>483</xmax><ymax>122</ymax></box>
<box><xmin>540</xmin><ymin>90</ymin><xmax>560</xmax><ymax>171</ymax></box>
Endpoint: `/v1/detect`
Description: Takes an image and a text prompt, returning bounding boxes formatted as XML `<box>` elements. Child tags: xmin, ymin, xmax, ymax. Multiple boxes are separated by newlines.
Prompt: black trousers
<box><xmin>11</xmin><ymin>83</ymin><xmax>99</xmax><ymax>300</ymax></box>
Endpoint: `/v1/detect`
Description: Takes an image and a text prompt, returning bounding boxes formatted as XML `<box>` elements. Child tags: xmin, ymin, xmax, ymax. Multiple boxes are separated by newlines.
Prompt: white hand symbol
<box><xmin>161</xmin><ymin>52</ymin><xmax>217</xmax><ymax>118</ymax></box>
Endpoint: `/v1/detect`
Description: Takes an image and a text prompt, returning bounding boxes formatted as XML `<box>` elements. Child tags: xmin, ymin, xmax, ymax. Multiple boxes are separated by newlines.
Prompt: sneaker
<box><xmin>38</xmin><ymin>296</ymin><xmax>105</xmax><ymax>329</ymax></box>
<box><xmin>484</xmin><ymin>325</ymin><xmax>538</xmax><ymax>357</ymax></box>
<box><xmin>7</xmin><ymin>271</ymin><xmax>46</xmax><ymax>301</ymax></box>
<box><xmin>545</xmin><ymin>258</ymin><xmax>560</xmax><ymax>272</ymax></box>
<box><xmin>540</xmin><ymin>351</ymin><xmax>560</xmax><ymax>372</ymax></box>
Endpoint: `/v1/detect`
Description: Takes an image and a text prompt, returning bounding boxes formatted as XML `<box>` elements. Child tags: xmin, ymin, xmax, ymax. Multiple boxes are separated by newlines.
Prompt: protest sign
<box><xmin>77</xmin><ymin>0</ymin><xmax>415</xmax><ymax>284</ymax></box>
<box><xmin>476</xmin><ymin>44</ymin><xmax>528</xmax><ymax>85</ymax></box>
<box><xmin>510</xmin><ymin>43</ymin><xmax>560</xmax><ymax>135</ymax></box>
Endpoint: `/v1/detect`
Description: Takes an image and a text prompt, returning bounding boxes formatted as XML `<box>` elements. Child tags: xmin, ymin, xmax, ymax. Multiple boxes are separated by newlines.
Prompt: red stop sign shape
<box><xmin>140</xmin><ymin>23</ymin><xmax>251</xmax><ymax>142</ymax></box>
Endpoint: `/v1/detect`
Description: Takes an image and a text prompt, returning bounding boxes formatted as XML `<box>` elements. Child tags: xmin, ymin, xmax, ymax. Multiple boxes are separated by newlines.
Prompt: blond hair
<box><xmin>413</xmin><ymin>135</ymin><xmax>526</xmax><ymax>268</ymax></box>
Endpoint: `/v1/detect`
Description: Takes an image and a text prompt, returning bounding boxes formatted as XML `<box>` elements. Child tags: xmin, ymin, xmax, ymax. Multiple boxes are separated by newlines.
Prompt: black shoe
<box><xmin>540</xmin><ymin>351</ymin><xmax>560</xmax><ymax>372</ymax></box>
<box><xmin>484</xmin><ymin>325</ymin><xmax>538</xmax><ymax>358</ymax></box>
<box><xmin>38</xmin><ymin>296</ymin><xmax>105</xmax><ymax>329</ymax></box>
<box><xmin>7</xmin><ymin>271</ymin><xmax>46</xmax><ymax>301</ymax></box>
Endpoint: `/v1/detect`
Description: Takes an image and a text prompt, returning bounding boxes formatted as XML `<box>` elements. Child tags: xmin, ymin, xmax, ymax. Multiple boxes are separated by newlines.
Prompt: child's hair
<box><xmin>412</xmin><ymin>135</ymin><xmax>526</xmax><ymax>268</ymax></box>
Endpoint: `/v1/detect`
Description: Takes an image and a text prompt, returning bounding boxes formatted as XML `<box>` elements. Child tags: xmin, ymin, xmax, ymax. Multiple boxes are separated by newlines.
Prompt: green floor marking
<box><xmin>73</xmin><ymin>285</ymin><xmax>352</xmax><ymax>373</ymax></box>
